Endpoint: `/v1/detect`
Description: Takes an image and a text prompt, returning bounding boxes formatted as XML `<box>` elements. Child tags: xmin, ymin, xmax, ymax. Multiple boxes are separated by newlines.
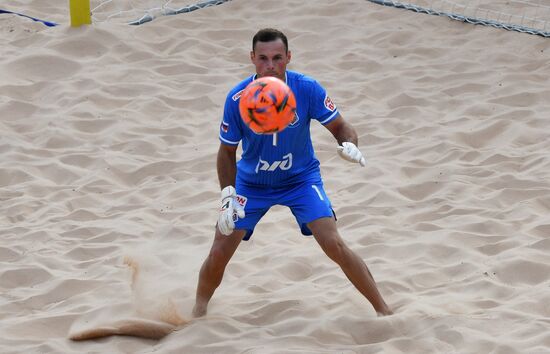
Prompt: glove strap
<box><xmin>220</xmin><ymin>186</ymin><xmax>236</xmax><ymax>211</ymax></box>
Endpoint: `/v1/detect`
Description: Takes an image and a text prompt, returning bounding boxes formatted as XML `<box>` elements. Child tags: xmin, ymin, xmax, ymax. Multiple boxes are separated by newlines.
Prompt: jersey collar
<box><xmin>252</xmin><ymin>71</ymin><xmax>288</xmax><ymax>84</ymax></box>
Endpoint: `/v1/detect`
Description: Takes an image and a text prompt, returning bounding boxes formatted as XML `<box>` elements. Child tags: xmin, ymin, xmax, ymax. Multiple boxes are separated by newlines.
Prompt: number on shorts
<box><xmin>311</xmin><ymin>185</ymin><xmax>324</xmax><ymax>200</ymax></box>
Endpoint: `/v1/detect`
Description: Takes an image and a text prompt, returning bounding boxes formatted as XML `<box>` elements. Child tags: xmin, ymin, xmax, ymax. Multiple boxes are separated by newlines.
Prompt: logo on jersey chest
<box><xmin>232</xmin><ymin>89</ymin><xmax>244</xmax><ymax>101</ymax></box>
<box><xmin>255</xmin><ymin>153</ymin><xmax>293</xmax><ymax>173</ymax></box>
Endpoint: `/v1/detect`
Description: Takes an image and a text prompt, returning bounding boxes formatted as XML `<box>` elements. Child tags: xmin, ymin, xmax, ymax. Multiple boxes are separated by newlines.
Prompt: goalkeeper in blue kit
<box><xmin>193</xmin><ymin>28</ymin><xmax>393</xmax><ymax>317</ymax></box>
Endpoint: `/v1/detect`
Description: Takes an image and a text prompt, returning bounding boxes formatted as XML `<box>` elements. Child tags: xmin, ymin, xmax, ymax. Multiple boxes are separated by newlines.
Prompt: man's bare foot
<box><xmin>192</xmin><ymin>303</ymin><xmax>207</xmax><ymax>317</ymax></box>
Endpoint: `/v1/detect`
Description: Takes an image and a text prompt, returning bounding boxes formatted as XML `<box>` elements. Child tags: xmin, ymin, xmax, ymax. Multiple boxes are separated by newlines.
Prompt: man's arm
<box><xmin>323</xmin><ymin>114</ymin><xmax>358</xmax><ymax>146</ymax></box>
<box><xmin>216</xmin><ymin>143</ymin><xmax>244</xmax><ymax>236</ymax></box>
<box><xmin>217</xmin><ymin>143</ymin><xmax>238</xmax><ymax>189</ymax></box>
<box><xmin>324</xmin><ymin>114</ymin><xmax>366</xmax><ymax>166</ymax></box>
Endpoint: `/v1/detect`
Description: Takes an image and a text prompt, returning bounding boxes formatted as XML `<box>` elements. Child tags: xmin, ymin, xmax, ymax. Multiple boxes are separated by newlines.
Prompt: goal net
<box><xmin>367</xmin><ymin>0</ymin><xmax>550</xmax><ymax>37</ymax></box>
<box><xmin>90</xmin><ymin>0</ymin><xmax>231</xmax><ymax>25</ymax></box>
<box><xmin>87</xmin><ymin>0</ymin><xmax>549</xmax><ymax>36</ymax></box>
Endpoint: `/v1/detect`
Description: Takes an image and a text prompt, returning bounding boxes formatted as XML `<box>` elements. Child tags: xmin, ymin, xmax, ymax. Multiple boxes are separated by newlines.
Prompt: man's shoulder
<box><xmin>287</xmin><ymin>70</ymin><xmax>322</xmax><ymax>93</ymax></box>
<box><xmin>287</xmin><ymin>70</ymin><xmax>317</xmax><ymax>84</ymax></box>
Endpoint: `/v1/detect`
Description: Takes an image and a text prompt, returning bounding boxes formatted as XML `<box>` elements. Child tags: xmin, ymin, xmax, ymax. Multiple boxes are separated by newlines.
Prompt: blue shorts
<box><xmin>234</xmin><ymin>180</ymin><xmax>336</xmax><ymax>240</ymax></box>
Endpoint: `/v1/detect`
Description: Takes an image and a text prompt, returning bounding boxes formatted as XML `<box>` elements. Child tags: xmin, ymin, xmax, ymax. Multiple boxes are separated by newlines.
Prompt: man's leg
<box><xmin>192</xmin><ymin>228</ymin><xmax>246</xmax><ymax>317</ymax></box>
<box><xmin>308</xmin><ymin>217</ymin><xmax>393</xmax><ymax>316</ymax></box>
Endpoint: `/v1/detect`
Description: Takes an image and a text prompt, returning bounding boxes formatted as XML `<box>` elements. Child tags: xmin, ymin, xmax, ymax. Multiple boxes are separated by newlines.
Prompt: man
<box><xmin>193</xmin><ymin>28</ymin><xmax>393</xmax><ymax>317</ymax></box>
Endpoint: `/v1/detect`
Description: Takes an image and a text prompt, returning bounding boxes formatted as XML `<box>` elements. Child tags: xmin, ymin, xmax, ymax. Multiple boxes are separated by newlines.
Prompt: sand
<box><xmin>1</xmin><ymin>0</ymin><xmax>550</xmax><ymax>353</ymax></box>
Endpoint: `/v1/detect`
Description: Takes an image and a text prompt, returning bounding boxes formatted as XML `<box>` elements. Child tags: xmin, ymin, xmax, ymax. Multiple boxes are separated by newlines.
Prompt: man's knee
<box><xmin>206</xmin><ymin>234</ymin><xmax>242</xmax><ymax>272</ymax></box>
<box><xmin>206</xmin><ymin>246</ymin><xmax>229</xmax><ymax>270</ymax></box>
<box><xmin>320</xmin><ymin>235</ymin><xmax>347</xmax><ymax>262</ymax></box>
<box><xmin>205</xmin><ymin>230</ymin><xmax>244</xmax><ymax>270</ymax></box>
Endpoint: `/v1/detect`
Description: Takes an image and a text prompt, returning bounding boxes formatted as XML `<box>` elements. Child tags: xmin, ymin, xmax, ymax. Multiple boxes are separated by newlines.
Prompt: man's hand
<box><xmin>217</xmin><ymin>186</ymin><xmax>245</xmax><ymax>236</ymax></box>
<box><xmin>337</xmin><ymin>142</ymin><xmax>366</xmax><ymax>167</ymax></box>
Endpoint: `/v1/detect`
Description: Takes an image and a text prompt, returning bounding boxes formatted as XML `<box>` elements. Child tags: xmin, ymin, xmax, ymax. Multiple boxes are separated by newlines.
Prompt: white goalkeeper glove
<box><xmin>337</xmin><ymin>142</ymin><xmax>366</xmax><ymax>167</ymax></box>
<box><xmin>217</xmin><ymin>186</ymin><xmax>245</xmax><ymax>236</ymax></box>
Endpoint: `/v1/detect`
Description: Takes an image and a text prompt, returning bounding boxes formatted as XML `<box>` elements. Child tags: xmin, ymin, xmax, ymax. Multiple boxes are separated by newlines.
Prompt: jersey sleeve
<box><xmin>219</xmin><ymin>91</ymin><xmax>243</xmax><ymax>146</ymax></box>
<box><xmin>309</xmin><ymin>80</ymin><xmax>339</xmax><ymax>125</ymax></box>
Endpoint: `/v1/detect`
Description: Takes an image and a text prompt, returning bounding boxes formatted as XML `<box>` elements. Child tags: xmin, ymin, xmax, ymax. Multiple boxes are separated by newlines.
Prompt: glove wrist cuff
<box><xmin>221</xmin><ymin>186</ymin><xmax>236</xmax><ymax>201</ymax></box>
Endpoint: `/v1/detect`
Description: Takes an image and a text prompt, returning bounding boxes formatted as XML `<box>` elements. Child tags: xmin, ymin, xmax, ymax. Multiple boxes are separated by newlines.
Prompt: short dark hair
<box><xmin>252</xmin><ymin>28</ymin><xmax>289</xmax><ymax>53</ymax></box>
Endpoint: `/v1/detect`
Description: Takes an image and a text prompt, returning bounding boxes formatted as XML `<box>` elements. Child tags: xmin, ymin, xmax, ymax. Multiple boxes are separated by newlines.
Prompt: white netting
<box><xmin>89</xmin><ymin>0</ymin><xmax>550</xmax><ymax>36</ymax></box>
<box><xmin>90</xmin><ymin>0</ymin><xmax>231</xmax><ymax>25</ymax></box>
<box><xmin>368</xmin><ymin>0</ymin><xmax>550</xmax><ymax>36</ymax></box>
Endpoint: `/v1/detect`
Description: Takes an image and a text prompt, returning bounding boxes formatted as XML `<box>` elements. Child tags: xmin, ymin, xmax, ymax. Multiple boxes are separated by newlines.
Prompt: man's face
<box><xmin>250</xmin><ymin>38</ymin><xmax>291</xmax><ymax>82</ymax></box>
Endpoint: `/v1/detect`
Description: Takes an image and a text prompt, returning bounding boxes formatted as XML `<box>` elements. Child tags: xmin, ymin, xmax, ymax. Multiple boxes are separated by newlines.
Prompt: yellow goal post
<box><xmin>69</xmin><ymin>0</ymin><xmax>91</xmax><ymax>26</ymax></box>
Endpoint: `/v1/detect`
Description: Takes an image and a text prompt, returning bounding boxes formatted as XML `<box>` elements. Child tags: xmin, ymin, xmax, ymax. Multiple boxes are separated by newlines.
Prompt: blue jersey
<box><xmin>219</xmin><ymin>70</ymin><xmax>339</xmax><ymax>187</ymax></box>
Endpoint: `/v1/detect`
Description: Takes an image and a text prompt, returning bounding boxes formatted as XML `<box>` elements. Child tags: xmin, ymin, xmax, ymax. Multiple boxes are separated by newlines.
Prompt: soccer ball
<box><xmin>238</xmin><ymin>76</ymin><xmax>296</xmax><ymax>134</ymax></box>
